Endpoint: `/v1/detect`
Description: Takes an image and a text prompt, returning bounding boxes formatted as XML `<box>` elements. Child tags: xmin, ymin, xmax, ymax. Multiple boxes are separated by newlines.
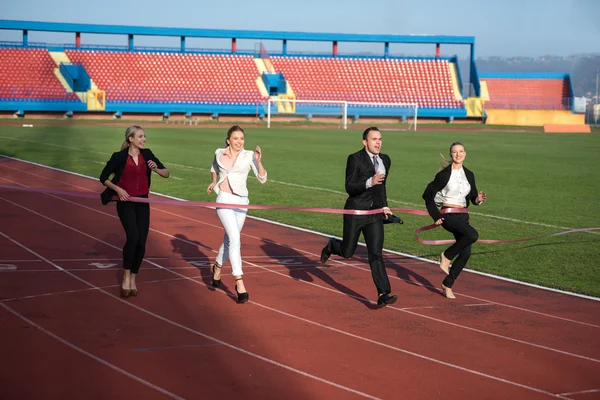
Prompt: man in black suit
<box><xmin>321</xmin><ymin>127</ymin><xmax>398</xmax><ymax>307</ymax></box>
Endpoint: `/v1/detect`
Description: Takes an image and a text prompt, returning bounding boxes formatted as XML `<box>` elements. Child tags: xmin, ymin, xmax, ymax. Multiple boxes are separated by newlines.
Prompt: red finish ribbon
<box><xmin>415</xmin><ymin>208</ymin><xmax>600</xmax><ymax>245</ymax></box>
<box><xmin>0</xmin><ymin>184</ymin><xmax>416</xmax><ymax>215</ymax></box>
<box><xmin>1</xmin><ymin>184</ymin><xmax>598</xmax><ymax>245</ymax></box>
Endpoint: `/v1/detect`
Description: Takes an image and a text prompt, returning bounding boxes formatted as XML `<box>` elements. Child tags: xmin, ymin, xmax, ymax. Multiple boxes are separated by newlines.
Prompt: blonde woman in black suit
<box><xmin>100</xmin><ymin>125</ymin><xmax>169</xmax><ymax>297</ymax></box>
<box><xmin>422</xmin><ymin>142</ymin><xmax>486</xmax><ymax>299</ymax></box>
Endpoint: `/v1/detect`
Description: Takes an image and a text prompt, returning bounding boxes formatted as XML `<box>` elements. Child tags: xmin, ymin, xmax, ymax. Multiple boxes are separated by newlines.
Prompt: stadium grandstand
<box><xmin>0</xmin><ymin>20</ymin><xmax>586</xmax><ymax>129</ymax></box>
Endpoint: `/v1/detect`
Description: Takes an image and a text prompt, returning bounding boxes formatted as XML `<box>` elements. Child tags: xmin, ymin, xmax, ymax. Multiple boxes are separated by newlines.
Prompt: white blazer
<box><xmin>211</xmin><ymin>148</ymin><xmax>267</xmax><ymax>197</ymax></box>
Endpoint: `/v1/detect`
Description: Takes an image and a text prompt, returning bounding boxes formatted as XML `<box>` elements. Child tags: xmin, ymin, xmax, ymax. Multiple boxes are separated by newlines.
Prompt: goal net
<box><xmin>266</xmin><ymin>98</ymin><xmax>418</xmax><ymax>130</ymax></box>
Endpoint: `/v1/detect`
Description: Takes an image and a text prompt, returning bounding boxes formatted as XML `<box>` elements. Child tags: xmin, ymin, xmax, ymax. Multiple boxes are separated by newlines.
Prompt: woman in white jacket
<box><xmin>206</xmin><ymin>125</ymin><xmax>267</xmax><ymax>303</ymax></box>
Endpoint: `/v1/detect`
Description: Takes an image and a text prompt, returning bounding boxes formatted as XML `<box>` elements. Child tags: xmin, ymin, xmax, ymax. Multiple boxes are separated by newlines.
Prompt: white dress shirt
<box><xmin>211</xmin><ymin>148</ymin><xmax>267</xmax><ymax>197</ymax></box>
<box><xmin>434</xmin><ymin>167</ymin><xmax>471</xmax><ymax>207</ymax></box>
<box><xmin>365</xmin><ymin>150</ymin><xmax>386</xmax><ymax>189</ymax></box>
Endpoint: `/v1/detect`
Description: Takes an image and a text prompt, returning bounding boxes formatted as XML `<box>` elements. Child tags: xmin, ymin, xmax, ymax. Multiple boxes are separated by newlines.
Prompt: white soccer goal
<box><xmin>266</xmin><ymin>98</ymin><xmax>418</xmax><ymax>130</ymax></box>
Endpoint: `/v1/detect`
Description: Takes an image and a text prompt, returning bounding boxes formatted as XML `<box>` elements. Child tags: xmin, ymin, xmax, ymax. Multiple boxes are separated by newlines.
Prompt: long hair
<box><xmin>438</xmin><ymin>141</ymin><xmax>465</xmax><ymax>171</ymax></box>
<box><xmin>225</xmin><ymin>125</ymin><xmax>245</xmax><ymax>147</ymax></box>
<box><xmin>121</xmin><ymin>125</ymin><xmax>144</xmax><ymax>151</ymax></box>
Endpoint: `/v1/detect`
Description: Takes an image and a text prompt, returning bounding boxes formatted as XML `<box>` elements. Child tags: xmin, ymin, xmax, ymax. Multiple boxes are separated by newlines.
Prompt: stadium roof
<box><xmin>0</xmin><ymin>20</ymin><xmax>475</xmax><ymax>45</ymax></box>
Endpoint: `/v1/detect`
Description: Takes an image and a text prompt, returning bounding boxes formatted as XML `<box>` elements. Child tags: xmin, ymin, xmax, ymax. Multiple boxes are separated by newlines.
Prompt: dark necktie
<box><xmin>373</xmin><ymin>155</ymin><xmax>379</xmax><ymax>173</ymax></box>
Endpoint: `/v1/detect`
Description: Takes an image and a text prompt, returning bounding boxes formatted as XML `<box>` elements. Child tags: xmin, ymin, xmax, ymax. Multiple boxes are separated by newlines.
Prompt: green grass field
<box><xmin>1</xmin><ymin>123</ymin><xmax>599</xmax><ymax>296</ymax></box>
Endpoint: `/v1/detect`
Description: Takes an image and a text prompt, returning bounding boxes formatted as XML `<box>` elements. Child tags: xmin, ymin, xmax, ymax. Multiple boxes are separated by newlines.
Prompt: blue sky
<box><xmin>0</xmin><ymin>0</ymin><xmax>598</xmax><ymax>58</ymax></box>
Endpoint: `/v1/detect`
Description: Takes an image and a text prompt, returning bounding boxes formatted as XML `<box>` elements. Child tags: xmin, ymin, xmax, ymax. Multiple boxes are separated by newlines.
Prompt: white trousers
<box><xmin>215</xmin><ymin>191</ymin><xmax>249</xmax><ymax>276</ymax></box>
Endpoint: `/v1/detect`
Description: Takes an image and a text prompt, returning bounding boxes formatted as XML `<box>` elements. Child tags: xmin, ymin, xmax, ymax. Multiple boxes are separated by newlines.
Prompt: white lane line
<box><xmin>0</xmin><ymin>230</ymin><xmax>381</xmax><ymax>399</ymax></box>
<box><xmin>1</xmin><ymin>150</ymin><xmax>596</xmax><ymax>234</ymax></box>
<box><xmin>558</xmin><ymin>388</ymin><xmax>600</xmax><ymax>396</ymax></box>
<box><xmin>0</xmin><ymin>198</ymin><xmax>571</xmax><ymax>398</ymax></box>
<box><xmin>1</xmin><ymin>154</ymin><xmax>599</xmax><ymax>300</ymax></box>
<box><xmin>6</xmin><ymin>171</ymin><xmax>600</xmax><ymax>364</ymax></box>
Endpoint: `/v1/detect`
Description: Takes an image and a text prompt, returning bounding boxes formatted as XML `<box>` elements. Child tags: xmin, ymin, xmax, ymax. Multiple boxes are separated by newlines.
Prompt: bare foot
<box><xmin>130</xmin><ymin>274</ymin><xmax>137</xmax><ymax>291</ymax></box>
<box><xmin>121</xmin><ymin>270</ymin><xmax>131</xmax><ymax>297</ymax></box>
<box><xmin>122</xmin><ymin>270</ymin><xmax>131</xmax><ymax>290</ymax></box>
<box><xmin>439</xmin><ymin>252</ymin><xmax>451</xmax><ymax>275</ymax></box>
<box><xmin>441</xmin><ymin>284</ymin><xmax>456</xmax><ymax>299</ymax></box>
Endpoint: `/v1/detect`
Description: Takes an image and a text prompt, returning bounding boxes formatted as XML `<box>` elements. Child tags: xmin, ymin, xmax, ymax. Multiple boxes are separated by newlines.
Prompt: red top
<box><xmin>117</xmin><ymin>153</ymin><xmax>149</xmax><ymax>197</ymax></box>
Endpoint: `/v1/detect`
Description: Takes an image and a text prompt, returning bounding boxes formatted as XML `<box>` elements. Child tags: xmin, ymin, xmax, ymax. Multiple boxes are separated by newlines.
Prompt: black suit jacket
<box><xmin>344</xmin><ymin>148</ymin><xmax>391</xmax><ymax>211</ymax></box>
<box><xmin>422</xmin><ymin>164</ymin><xmax>479</xmax><ymax>222</ymax></box>
<box><xmin>99</xmin><ymin>148</ymin><xmax>165</xmax><ymax>205</ymax></box>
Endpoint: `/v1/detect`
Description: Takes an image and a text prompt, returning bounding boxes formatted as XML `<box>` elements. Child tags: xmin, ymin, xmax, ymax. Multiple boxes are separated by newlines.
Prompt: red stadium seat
<box><xmin>270</xmin><ymin>56</ymin><xmax>463</xmax><ymax>108</ymax></box>
<box><xmin>65</xmin><ymin>50</ymin><xmax>266</xmax><ymax>104</ymax></box>
<box><xmin>484</xmin><ymin>78</ymin><xmax>570</xmax><ymax>110</ymax></box>
<box><xmin>4</xmin><ymin>48</ymin><xmax>468</xmax><ymax>108</ymax></box>
<box><xmin>0</xmin><ymin>48</ymin><xmax>78</xmax><ymax>101</ymax></box>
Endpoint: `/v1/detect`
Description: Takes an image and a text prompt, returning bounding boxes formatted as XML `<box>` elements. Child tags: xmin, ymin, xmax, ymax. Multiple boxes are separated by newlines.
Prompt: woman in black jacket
<box><xmin>422</xmin><ymin>142</ymin><xmax>486</xmax><ymax>299</ymax></box>
<box><xmin>100</xmin><ymin>125</ymin><xmax>169</xmax><ymax>297</ymax></box>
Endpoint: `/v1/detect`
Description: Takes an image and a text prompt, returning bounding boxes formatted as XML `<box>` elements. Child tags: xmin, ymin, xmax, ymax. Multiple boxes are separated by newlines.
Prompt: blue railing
<box><xmin>271</xmin><ymin>51</ymin><xmax>453</xmax><ymax>61</ymax></box>
<box><xmin>2</xmin><ymin>41</ymin><xmax>457</xmax><ymax>61</ymax></box>
<box><xmin>0</xmin><ymin>41</ymin><xmax>249</xmax><ymax>55</ymax></box>
<box><xmin>0</xmin><ymin>84</ymin><xmax>466</xmax><ymax>109</ymax></box>
<box><xmin>0</xmin><ymin>84</ymin><xmax>572</xmax><ymax>112</ymax></box>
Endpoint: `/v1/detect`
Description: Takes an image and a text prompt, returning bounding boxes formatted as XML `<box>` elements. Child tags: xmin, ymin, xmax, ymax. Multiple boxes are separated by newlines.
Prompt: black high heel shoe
<box><xmin>235</xmin><ymin>278</ymin><xmax>249</xmax><ymax>303</ymax></box>
<box><xmin>211</xmin><ymin>263</ymin><xmax>222</xmax><ymax>288</ymax></box>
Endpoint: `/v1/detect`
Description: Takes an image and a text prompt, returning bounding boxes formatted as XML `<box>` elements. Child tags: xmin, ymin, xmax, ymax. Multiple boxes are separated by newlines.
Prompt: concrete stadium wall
<box><xmin>485</xmin><ymin>110</ymin><xmax>585</xmax><ymax>126</ymax></box>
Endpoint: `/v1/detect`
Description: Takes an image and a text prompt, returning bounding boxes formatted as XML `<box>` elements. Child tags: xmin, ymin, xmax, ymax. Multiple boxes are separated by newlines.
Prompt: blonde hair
<box><xmin>121</xmin><ymin>125</ymin><xmax>144</xmax><ymax>151</ymax></box>
<box><xmin>438</xmin><ymin>142</ymin><xmax>465</xmax><ymax>171</ymax></box>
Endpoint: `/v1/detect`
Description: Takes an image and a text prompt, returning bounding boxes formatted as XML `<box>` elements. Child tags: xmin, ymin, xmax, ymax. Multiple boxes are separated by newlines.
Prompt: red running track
<box><xmin>0</xmin><ymin>156</ymin><xmax>599</xmax><ymax>400</ymax></box>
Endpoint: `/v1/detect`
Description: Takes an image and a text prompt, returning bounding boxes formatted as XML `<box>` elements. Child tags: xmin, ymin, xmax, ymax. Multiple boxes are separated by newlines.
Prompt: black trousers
<box><xmin>116</xmin><ymin>199</ymin><xmax>150</xmax><ymax>274</ymax></box>
<box><xmin>330</xmin><ymin>214</ymin><xmax>391</xmax><ymax>295</ymax></box>
<box><xmin>441</xmin><ymin>211</ymin><xmax>478</xmax><ymax>288</ymax></box>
